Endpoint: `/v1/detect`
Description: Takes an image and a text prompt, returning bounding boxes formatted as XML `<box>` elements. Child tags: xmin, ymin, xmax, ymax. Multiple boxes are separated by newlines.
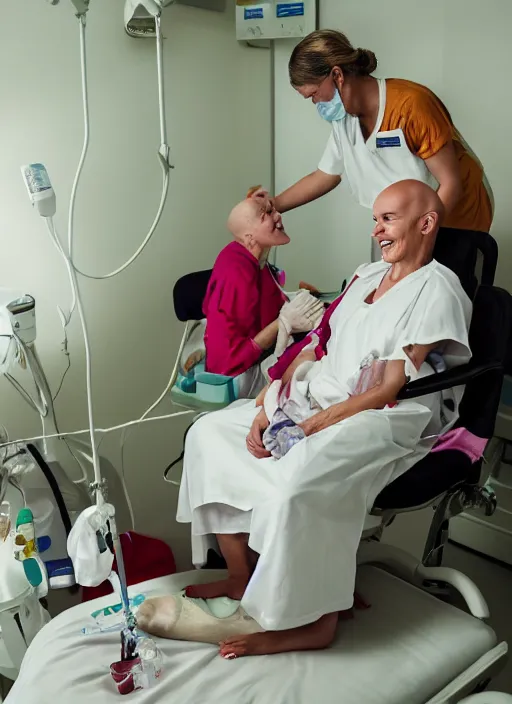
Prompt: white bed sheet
<box><xmin>6</xmin><ymin>566</ymin><xmax>498</xmax><ymax>704</ymax></box>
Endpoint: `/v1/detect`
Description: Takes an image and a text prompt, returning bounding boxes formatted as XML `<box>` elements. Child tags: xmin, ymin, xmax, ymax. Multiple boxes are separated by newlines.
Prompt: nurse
<box><xmin>254</xmin><ymin>30</ymin><xmax>493</xmax><ymax>236</ymax></box>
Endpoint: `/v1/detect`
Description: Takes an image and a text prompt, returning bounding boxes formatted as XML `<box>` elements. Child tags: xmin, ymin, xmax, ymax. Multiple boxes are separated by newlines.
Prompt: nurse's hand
<box><xmin>247</xmin><ymin>186</ymin><xmax>275</xmax><ymax>208</ymax></box>
<box><xmin>246</xmin><ymin>409</ymin><xmax>271</xmax><ymax>459</ymax></box>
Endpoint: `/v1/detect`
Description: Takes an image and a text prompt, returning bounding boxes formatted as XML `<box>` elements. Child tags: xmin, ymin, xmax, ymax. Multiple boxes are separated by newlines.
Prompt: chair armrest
<box><xmin>194</xmin><ymin>372</ymin><xmax>234</xmax><ymax>386</ymax></box>
<box><xmin>396</xmin><ymin>361</ymin><xmax>503</xmax><ymax>401</ymax></box>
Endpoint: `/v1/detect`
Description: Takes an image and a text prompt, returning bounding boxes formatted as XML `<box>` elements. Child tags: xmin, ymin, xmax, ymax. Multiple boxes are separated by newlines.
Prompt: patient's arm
<box><xmin>255</xmin><ymin>384</ymin><xmax>269</xmax><ymax>407</ymax></box>
<box><xmin>281</xmin><ymin>349</ymin><xmax>317</xmax><ymax>385</ymax></box>
<box><xmin>300</xmin><ymin>343</ymin><xmax>437</xmax><ymax>437</ymax></box>
<box><xmin>253</xmin><ymin>320</ymin><xmax>280</xmax><ymax>351</ymax></box>
<box><xmin>254</xmin><ymin>349</ymin><xmax>316</xmax><ymax>409</ymax></box>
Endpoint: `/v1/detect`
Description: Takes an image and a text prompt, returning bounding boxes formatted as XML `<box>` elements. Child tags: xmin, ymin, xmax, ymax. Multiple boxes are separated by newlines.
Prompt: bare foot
<box><xmin>219</xmin><ymin>613</ymin><xmax>338</xmax><ymax>658</ymax></box>
<box><xmin>185</xmin><ymin>575</ymin><xmax>249</xmax><ymax>600</ymax></box>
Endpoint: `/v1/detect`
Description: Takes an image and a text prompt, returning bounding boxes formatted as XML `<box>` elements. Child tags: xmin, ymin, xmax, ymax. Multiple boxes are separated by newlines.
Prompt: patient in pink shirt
<box><xmin>202</xmin><ymin>197</ymin><xmax>289</xmax><ymax>394</ymax></box>
<box><xmin>200</xmin><ymin>195</ymin><xmax>322</xmax><ymax>398</ymax></box>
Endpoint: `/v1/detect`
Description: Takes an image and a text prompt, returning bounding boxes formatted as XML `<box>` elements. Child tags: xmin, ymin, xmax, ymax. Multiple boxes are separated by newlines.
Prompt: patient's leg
<box><xmin>185</xmin><ymin>534</ymin><xmax>252</xmax><ymax>600</ymax></box>
<box><xmin>219</xmin><ymin>612</ymin><xmax>338</xmax><ymax>658</ymax></box>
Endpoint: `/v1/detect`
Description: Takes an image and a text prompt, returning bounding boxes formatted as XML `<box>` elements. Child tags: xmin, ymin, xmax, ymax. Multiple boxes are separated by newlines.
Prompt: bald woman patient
<box><xmin>173</xmin><ymin>179</ymin><xmax>471</xmax><ymax>658</ymax></box>
<box><xmin>201</xmin><ymin>195</ymin><xmax>322</xmax><ymax>397</ymax></box>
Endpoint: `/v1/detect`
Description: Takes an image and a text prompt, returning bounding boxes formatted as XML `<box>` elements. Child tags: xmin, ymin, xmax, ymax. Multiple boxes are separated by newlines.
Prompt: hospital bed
<box><xmin>6</xmin><ymin>229</ymin><xmax>512</xmax><ymax>703</ymax></box>
<box><xmin>3</xmin><ymin>551</ymin><xmax>510</xmax><ymax>703</ymax></box>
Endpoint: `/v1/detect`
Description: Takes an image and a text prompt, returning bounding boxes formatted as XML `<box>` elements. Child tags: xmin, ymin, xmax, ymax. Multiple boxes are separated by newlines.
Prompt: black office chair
<box><xmin>367</xmin><ymin>228</ymin><xmax>505</xmax><ymax>568</ymax></box>
<box><xmin>433</xmin><ymin>226</ymin><xmax>498</xmax><ymax>299</ymax></box>
<box><xmin>172</xmin><ymin>229</ymin><xmax>511</xmax><ymax>570</ymax></box>
<box><xmin>372</xmin><ymin>283</ymin><xmax>512</xmax><ymax>567</ymax></box>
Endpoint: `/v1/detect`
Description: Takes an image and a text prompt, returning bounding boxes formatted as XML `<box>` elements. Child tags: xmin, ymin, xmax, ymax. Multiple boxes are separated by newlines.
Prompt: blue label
<box><xmin>244</xmin><ymin>7</ymin><xmax>263</xmax><ymax>19</ymax></box>
<box><xmin>276</xmin><ymin>2</ymin><xmax>304</xmax><ymax>17</ymax></box>
<box><xmin>376</xmin><ymin>136</ymin><xmax>401</xmax><ymax>148</ymax></box>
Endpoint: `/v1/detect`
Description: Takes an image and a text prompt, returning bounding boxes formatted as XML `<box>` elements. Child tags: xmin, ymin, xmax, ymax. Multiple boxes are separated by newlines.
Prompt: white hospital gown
<box><xmin>177</xmin><ymin>260</ymin><xmax>472</xmax><ymax>631</ymax></box>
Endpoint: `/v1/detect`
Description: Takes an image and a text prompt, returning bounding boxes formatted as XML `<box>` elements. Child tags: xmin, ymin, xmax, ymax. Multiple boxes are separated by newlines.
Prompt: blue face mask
<box><xmin>316</xmin><ymin>86</ymin><xmax>346</xmax><ymax>122</ymax></box>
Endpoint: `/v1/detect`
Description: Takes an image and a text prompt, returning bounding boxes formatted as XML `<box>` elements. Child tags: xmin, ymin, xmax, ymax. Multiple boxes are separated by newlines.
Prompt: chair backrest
<box><xmin>457</xmin><ymin>285</ymin><xmax>512</xmax><ymax>439</ymax></box>
<box><xmin>173</xmin><ymin>264</ymin><xmax>283</xmax><ymax>323</ymax></box>
<box><xmin>433</xmin><ymin>227</ymin><xmax>498</xmax><ymax>299</ymax></box>
<box><xmin>173</xmin><ymin>269</ymin><xmax>212</xmax><ymax>322</ymax></box>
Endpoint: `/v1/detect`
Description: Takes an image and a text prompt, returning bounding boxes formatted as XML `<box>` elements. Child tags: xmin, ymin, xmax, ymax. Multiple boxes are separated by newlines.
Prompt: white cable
<box><xmin>4</xmin><ymin>374</ymin><xmax>41</xmax><ymax>415</ymax></box>
<box><xmin>67</xmin><ymin>15</ymin><xmax>89</xmax><ymax>294</ymax></box>
<box><xmin>68</xmin><ymin>13</ymin><xmax>171</xmax><ymax>281</ymax></box>
<box><xmin>4</xmin><ymin>340</ymin><xmax>50</xmax><ymax>419</ymax></box>
<box><xmin>155</xmin><ymin>15</ymin><xmax>167</xmax><ymax>148</ymax></box>
<box><xmin>62</xmin><ymin>437</ymin><xmax>89</xmax><ymax>486</ymax></box>
<box><xmin>47</xmin><ymin>218</ymin><xmax>102</xmax><ymax>503</ymax></box>
<box><xmin>118</xmin><ymin>320</ymin><xmax>191</xmax><ymax>506</ymax></box>
<box><xmin>71</xmin><ymin>168</ymin><xmax>169</xmax><ymax>280</ymax></box>
<box><xmin>17</xmin><ymin>339</ymin><xmax>52</xmax><ymax>418</ymax></box>
<box><xmin>0</xmin><ymin>409</ymin><xmax>194</xmax><ymax>449</ymax></box>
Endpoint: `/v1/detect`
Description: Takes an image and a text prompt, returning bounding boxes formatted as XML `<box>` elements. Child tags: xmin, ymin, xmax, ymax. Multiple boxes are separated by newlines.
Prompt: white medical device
<box><xmin>46</xmin><ymin>0</ymin><xmax>90</xmax><ymax>14</ymax></box>
<box><xmin>0</xmin><ymin>291</ymin><xmax>130</xmax><ymax>588</ymax></box>
<box><xmin>235</xmin><ymin>0</ymin><xmax>317</xmax><ymax>41</ymax></box>
<box><xmin>21</xmin><ymin>164</ymin><xmax>56</xmax><ymax>219</ymax></box>
<box><xmin>124</xmin><ymin>0</ymin><xmax>224</xmax><ymax>38</ymax></box>
<box><xmin>124</xmin><ymin>0</ymin><xmax>174</xmax><ymax>37</ymax></box>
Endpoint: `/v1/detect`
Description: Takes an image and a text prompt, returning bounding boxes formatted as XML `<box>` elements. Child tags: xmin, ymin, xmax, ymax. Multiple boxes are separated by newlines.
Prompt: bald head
<box><xmin>227</xmin><ymin>197</ymin><xmax>290</xmax><ymax>259</ymax></box>
<box><xmin>372</xmin><ymin>180</ymin><xmax>444</xmax><ymax>268</ymax></box>
<box><xmin>227</xmin><ymin>199</ymin><xmax>263</xmax><ymax>242</ymax></box>
<box><xmin>376</xmin><ymin>180</ymin><xmax>445</xmax><ymax>226</ymax></box>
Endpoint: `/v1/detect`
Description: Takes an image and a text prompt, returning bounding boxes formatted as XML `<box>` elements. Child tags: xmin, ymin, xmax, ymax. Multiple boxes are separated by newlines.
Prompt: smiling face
<box><xmin>227</xmin><ymin>199</ymin><xmax>290</xmax><ymax>260</ymax></box>
<box><xmin>251</xmin><ymin>199</ymin><xmax>290</xmax><ymax>249</ymax></box>
<box><xmin>371</xmin><ymin>180</ymin><xmax>443</xmax><ymax>265</ymax></box>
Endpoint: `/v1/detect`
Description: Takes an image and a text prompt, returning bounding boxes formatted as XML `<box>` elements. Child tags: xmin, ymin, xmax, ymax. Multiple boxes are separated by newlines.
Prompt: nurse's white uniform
<box><xmin>177</xmin><ymin>260</ymin><xmax>472</xmax><ymax>631</ymax></box>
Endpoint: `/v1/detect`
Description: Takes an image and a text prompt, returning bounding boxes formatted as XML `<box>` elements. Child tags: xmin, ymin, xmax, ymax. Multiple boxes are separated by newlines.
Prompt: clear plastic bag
<box><xmin>0</xmin><ymin>501</ymin><xmax>10</xmax><ymax>542</ymax></box>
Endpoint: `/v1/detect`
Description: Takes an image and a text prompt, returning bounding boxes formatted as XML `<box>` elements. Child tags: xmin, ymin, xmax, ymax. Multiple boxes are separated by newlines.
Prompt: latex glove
<box><xmin>279</xmin><ymin>290</ymin><xmax>324</xmax><ymax>335</ymax></box>
<box><xmin>275</xmin><ymin>292</ymin><xmax>324</xmax><ymax>357</ymax></box>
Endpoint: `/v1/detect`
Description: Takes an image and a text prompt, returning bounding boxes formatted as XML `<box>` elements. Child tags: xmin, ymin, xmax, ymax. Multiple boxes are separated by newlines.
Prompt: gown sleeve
<box><xmin>382</xmin><ymin>273</ymin><xmax>472</xmax><ymax>382</ymax></box>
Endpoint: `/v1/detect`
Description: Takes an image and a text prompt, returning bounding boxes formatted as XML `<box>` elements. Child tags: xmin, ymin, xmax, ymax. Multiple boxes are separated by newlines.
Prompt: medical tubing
<box><xmin>156</xmin><ymin>15</ymin><xmax>167</xmax><ymax>147</ymax></box>
<box><xmin>124</xmin><ymin>322</ymin><xmax>190</xmax><ymax>440</ymax></box>
<box><xmin>0</xmin><ymin>409</ymin><xmax>194</xmax><ymax>450</ymax></box>
<box><xmin>66</xmin><ymin>14</ymin><xmax>88</xmax><ymax>305</ymax></box>
<box><xmin>23</xmin><ymin>342</ymin><xmax>54</xmax><ymax>421</ymax></box>
<box><xmin>47</xmin><ymin>218</ymin><xmax>102</xmax><ymax>494</ymax></box>
<box><xmin>7</xmin><ymin>339</ymin><xmax>51</xmax><ymax>419</ymax></box>
<box><xmin>71</xmin><ymin>168</ymin><xmax>169</xmax><ymax>279</ymax></box>
<box><xmin>4</xmin><ymin>375</ymin><xmax>42</xmax><ymax>416</ymax></box>
<box><xmin>119</xmin><ymin>321</ymin><xmax>191</xmax><ymax>501</ymax></box>
<box><xmin>68</xmin><ymin>15</ymin><xmax>170</xmax><ymax>281</ymax></box>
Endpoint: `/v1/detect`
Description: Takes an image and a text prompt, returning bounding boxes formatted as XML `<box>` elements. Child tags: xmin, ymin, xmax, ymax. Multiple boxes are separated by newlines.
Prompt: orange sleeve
<box><xmin>399</xmin><ymin>89</ymin><xmax>454</xmax><ymax>160</ymax></box>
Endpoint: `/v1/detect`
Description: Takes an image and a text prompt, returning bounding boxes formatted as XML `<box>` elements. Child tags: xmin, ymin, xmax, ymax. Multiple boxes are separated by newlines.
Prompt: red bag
<box><xmin>81</xmin><ymin>531</ymin><xmax>177</xmax><ymax>602</ymax></box>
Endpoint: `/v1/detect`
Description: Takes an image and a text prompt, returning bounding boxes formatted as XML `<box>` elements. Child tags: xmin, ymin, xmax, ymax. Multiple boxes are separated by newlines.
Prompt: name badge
<box><xmin>376</xmin><ymin>136</ymin><xmax>401</xmax><ymax>148</ymax></box>
<box><xmin>244</xmin><ymin>7</ymin><xmax>263</xmax><ymax>19</ymax></box>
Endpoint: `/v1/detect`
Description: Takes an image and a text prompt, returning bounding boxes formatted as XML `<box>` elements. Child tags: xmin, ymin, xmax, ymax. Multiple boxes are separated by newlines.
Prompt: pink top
<box><xmin>203</xmin><ymin>241</ymin><xmax>286</xmax><ymax>377</ymax></box>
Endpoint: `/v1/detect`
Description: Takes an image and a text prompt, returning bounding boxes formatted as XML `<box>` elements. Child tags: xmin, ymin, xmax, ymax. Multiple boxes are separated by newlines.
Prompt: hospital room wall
<box><xmin>0</xmin><ymin>0</ymin><xmax>270</xmax><ymax>569</ymax></box>
<box><xmin>273</xmin><ymin>0</ymin><xmax>512</xmax><ymax>292</ymax></box>
<box><xmin>273</xmin><ymin>0</ymin><xmax>512</xmax><ymax>560</ymax></box>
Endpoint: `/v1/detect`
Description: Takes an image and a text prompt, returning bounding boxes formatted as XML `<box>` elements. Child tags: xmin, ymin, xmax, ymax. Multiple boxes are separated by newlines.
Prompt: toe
<box><xmin>220</xmin><ymin>643</ymin><xmax>247</xmax><ymax>658</ymax></box>
<box><xmin>220</xmin><ymin>636</ymin><xmax>239</xmax><ymax>646</ymax></box>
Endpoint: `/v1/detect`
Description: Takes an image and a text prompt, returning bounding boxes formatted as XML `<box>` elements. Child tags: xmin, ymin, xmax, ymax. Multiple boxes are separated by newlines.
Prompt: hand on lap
<box><xmin>246</xmin><ymin>410</ymin><xmax>271</xmax><ymax>458</ymax></box>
